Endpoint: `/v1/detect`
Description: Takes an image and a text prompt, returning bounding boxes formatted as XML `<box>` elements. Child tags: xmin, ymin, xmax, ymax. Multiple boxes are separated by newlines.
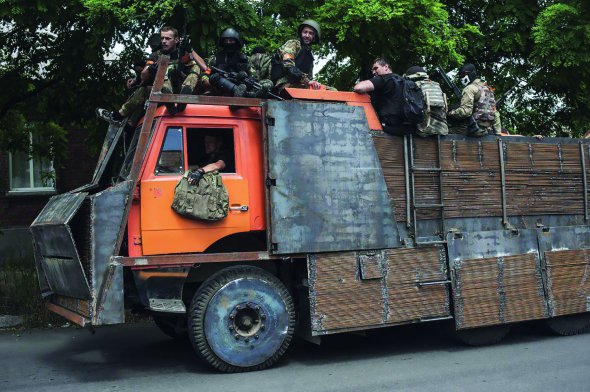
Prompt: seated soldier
<box><xmin>187</xmin><ymin>133</ymin><xmax>234</xmax><ymax>184</ymax></box>
<box><xmin>201</xmin><ymin>28</ymin><xmax>250</xmax><ymax>97</ymax></box>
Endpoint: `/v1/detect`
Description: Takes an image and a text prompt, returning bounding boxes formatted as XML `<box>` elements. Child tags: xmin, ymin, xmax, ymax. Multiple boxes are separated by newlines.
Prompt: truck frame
<box><xmin>31</xmin><ymin>57</ymin><xmax>590</xmax><ymax>372</ymax></box>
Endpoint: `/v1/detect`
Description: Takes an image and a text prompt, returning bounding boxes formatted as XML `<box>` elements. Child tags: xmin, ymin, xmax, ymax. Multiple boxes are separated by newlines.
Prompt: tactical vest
<box><xmin>214</xmin><ymin>51</ymin><xmax>249</xmax><ymax>73</ymax></box>
<box><xmin>171</xmin><ymin>171</ymin><xmax>229</xmax><ymax>222</ymax></box>
<box><xmin>294</xmin><ymin>46</ymin><xmax>314</xmax><ymax>75</ymax></box>
<box><xmin>415</xmin><ymin>79</ymin><xmax>448</xmax><ymax>137</ymax></box>
<box><xmin>474</xmin><ymin>83</ymin><xmax>497</xmax><ymax>124</ymax></box>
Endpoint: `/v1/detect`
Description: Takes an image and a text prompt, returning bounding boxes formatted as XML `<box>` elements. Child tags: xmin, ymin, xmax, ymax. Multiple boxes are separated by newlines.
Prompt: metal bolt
<box><xmin>244</xmin><ymin>338</ymin><xmax>249</xmax><ymax>343</ymax></box>
<box><xmin>230</xmin><ymin>313</ymin><xmax>235</xmax><ymax>320</ymax></box>
<box><xmin>260</xmin><ymin>324</ymin><xmax>265</xmax><ymax>331</ymax></box>
<box><xmin>254</xmin><ymin>334</ymin><xmax>259</xmax><ymax>339</ymax></box>
<box><xmin>255</xmin><ymin>305</ymin><xmax>260</xmax><ymax>311</ymax></box>
<box><xmin>260</xmin><ymin>314</ymin><xmax>266</xmax><ymax>320</ymax></box>
<box><xmin>234</xmin><ymin>334</ymin><xmax>240</xmax><ymax>340</ymax></box>
<box><xmin>229</xmin><ymin>325</ymin><xmax>234</xmax><ymax>331</ymax></box>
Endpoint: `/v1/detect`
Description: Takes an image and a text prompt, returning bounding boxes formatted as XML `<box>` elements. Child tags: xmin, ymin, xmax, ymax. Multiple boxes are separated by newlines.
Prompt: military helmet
<box><xmin>298</xmin><ymin>19</ymin><xmax>321</xmax><ymax>44</ymax></box>
<box><xmin>404</xmin><ymin>66</ymin><xmax>428</xmax><ymax>80</ymax></box>
<box><xmin>219</xmin><ymin>28</ymin><xmax>242</xmax><ymax>47</ymax></box>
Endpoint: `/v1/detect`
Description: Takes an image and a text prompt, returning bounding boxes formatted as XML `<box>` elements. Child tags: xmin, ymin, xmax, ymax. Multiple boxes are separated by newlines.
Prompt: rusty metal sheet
<box><xmin>448</xmin><ymin>229</ymin><xmax>547</xmax><ymax>329</ymax></box>
<box><xmin>89</xmin><ymin>181</ymin><xmax>132</xmax><ymax>325</ymax></box>
<box><xmin>30</xmin><ymin>193</ymin><xmax>91</xmax><ymax>299</ymax></box>
<box><xmin>266</xmin><ymin>101</ymin><xmax>401</xmax><ymax>254</ymax></box>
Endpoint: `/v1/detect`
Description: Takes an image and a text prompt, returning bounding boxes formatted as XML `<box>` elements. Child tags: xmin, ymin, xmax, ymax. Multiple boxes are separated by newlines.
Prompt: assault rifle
<box><xmin>210</xmin><ymin>65</ymin><xmax>283</xmax><ymax>100</ymax></box>
<box><xmin>434</xmin><ymin>65</ymin><xmax>480</xmax><ymax>135</ymax></box>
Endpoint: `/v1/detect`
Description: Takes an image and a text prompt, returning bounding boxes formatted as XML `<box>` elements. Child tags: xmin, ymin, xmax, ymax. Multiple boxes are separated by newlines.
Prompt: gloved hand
<box><xmin>187</xmin><ymin>168</ymin><xmax>205</xmax><ymax>185</ymax></box>
<box><xmin>286</xmin><ymin>66</ymin><xmax>305</xmax><ymax>82</ymax></box>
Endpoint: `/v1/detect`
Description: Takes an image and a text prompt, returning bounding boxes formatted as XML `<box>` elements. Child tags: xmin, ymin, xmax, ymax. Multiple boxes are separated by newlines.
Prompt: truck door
<box><xmin>139</xmin><ymin>118</ymin><xmax>251</xmax><ymax>255</ymax></box>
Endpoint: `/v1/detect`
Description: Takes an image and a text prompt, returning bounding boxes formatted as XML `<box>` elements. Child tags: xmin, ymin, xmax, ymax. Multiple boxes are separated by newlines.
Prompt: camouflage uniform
<box><xmin>148</xmin><ymin>49</ymin><xmax>201</xmax><ymax>94</ymax></box>
<box><xmin>119</xmin><ymin>86</ymin><xmax>151</xmax><ymax>125</ymax></box>
<box><xmin>249</xmin><ymin>52</ymin><xmax>274</xmax><ymax>92</ymax></box>
<box><xmin>250</xmin><ymin>52</ymin><xmax>272</xmax><ymax>81</ymax></box>
<box><xmin>448</xmin><ymin>78</ymin><xmax>502</xmax><ymax>135</ymax></box>
<box><xmin>273</xmin><ymin>39</ymin><xmax>314</xmax><ymax>92</ymax></box>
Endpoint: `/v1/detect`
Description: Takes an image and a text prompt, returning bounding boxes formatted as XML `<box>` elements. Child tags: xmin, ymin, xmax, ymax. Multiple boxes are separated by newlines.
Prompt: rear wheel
<box><xmin>454</xmin><ymin>325</ymin><xmax>511</xmax><ymax>346</ymax></box>
<box><xmin>545</xmin><ymin>312</ymin><xmax>590</xmax><ymax>336</ymax></box>
<box><xmin>187</xmin><ymin>266</ymin><xmax>295</xmax><ymax>372</ymax></box>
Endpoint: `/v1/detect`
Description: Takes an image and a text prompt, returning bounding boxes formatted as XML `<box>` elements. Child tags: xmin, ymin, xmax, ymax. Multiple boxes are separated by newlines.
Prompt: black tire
<box><xmin>454</xmin><ymin>324</ymin><xmax>511</xmax><ymax>346</ymax></box>
<box><xmin>187</xmin><ymin>266</ymin><xmax>295</xmax><ymax>372</ymax></box>
<box><xmin>153</xmin><ymin>314</ymin><xmax>187</xmax><ymax>339</ymax></box>
<box><xmin>545</xmin><ymin>312</ymin><xmax>590</xmax><ymax>336</ymax></box>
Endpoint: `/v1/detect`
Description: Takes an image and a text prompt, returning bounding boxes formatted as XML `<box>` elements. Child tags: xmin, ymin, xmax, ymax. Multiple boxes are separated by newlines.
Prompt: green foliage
<box><xmin>0</xmin><ymin>259</ymin><xmax>64</xmax><ymax>328</ymax></box>
<box><xmin>1</xmin><ymin>0</ymin><xmax>588</xmax><ymax>155</ymax></box>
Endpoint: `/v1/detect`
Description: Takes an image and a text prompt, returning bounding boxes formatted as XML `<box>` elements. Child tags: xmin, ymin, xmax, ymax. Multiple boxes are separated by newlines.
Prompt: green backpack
<box><xmin>171</xmin><ymin>171</ymin><xmax>229</xmax><ymax>222</ymax></box>
<box><xmin>415</xmin><ymin>79</ymin><xmax>448</xmax><ymax>137</ymax></box>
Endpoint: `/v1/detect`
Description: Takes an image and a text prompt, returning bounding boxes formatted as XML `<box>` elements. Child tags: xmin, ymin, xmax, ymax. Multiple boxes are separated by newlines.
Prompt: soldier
<box><xmin>97</xmin><ymin>26</ymin><xmax>201</xmax><ymax>124</ymax></box>
<box><xmin>250</xmin><ymin>46</ymin><xmax>271</xmax><ymax>81</ymax></box>
<box><xmin>448</xmin><ymin>63</ymin><xmax>501</xmax><ymax>136</ymax></box>
<box><xmin>271</xmin><ymin>20</ymin><xmax>322</xmax><ymax>93</ymax></box>
<box><xmin>354</xmin><ymin>57</ymin><xmax>416</xmax><ymax>136</ymax></box>
<box><xmin>202</xmin><ymin>28</ymin><xmax>250</xmax><ymax>97</ymax></box>
<box><xmin>404</xmin><ymin>66</ymin><xmax>448</xmax><ymax>137</ymax></box>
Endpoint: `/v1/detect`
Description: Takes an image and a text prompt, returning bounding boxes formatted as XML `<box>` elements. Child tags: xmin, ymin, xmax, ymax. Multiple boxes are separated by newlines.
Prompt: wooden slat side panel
<box><xmin>545</xmin><ymin>249</ymin><xmax>590</xmax><ymax>316</ymax></box>
<box><xmin>373</xmin><ymin>136</ymin><xmax>406</xmax><ymax>222</ymax></box>
<box><xmin>454</xmin><ymin>254</ymin><xmax>547</xmax><ymax>329</ymax></box>
<box><xmin>310</xmin><ymin>247</ymin><xmax>451</xmax><ymax>334</ymax></box>
<box><xmin>442</xmin><ymin>172</ymin><xmax>503</xmax><ymax>218</ymax></box>
<box><xmin>312</xmin><ymin>252</ymin><xmax>383</xmax><ymax>331</ymax></box>
<box><xmin>440</xmin><ymin>140</ymin><xmax>500</xmax><ymax>171</ymax></box>
<box><xmin>386</xmin><ymin>247</ymin><xmax>450</xmax><ymax>323</ymax></box>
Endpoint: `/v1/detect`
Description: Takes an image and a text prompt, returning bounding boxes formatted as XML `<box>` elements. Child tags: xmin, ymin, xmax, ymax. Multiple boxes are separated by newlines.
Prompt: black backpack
<box><xmin>400</xmin><ymin>77</ymin><xmax>425</xmax><ymax>124</ymax></box>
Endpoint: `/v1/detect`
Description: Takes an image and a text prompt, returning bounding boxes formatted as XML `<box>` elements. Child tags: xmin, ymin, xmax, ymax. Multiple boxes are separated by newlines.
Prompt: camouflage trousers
<box><xmin>163</xmin><ymin>64</ymin><xmax>200</xmax><ymax>94</ymax></box>
<box><xmin>119</xmin><ymin>86</ymin><xmax>151</xmax><ymax>123</ymax></box>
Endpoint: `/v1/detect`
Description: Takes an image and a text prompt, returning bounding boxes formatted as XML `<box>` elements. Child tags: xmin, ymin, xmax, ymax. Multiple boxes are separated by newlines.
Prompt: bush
<box><xmin>0</xmin><ymin>258</ymin><xmax>64</xmax><ymax>328</ymax></box>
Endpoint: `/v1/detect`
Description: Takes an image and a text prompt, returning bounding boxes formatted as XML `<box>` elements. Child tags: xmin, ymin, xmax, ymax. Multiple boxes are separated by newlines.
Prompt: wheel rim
<box><xmin>204</xmin><ymin>277</ymin><xmax>291</xmax><ymax>367</ymax></box>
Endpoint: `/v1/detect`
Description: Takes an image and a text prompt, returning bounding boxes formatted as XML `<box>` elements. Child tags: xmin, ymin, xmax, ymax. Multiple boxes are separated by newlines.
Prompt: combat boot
<box><xmin>175</xmin><ymin>85</ymin><xmax>193</xmax><ymax>113</ymax></box>
<box><xmin>95</xmin><ymin>108</ymin><xmax>123</xmax><ymax>126</ymax></box>
<box><xmin>161</xmin><ymin>85</ymin><xmax>178</xmax><ymax>115</ymax></box>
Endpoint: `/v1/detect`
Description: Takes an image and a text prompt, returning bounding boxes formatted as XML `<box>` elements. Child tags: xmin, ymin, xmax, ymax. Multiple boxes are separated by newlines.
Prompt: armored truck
<box><xmin>31</xmin><ymin>58</ymin><xmax>590</xmax><ymax>372</ymax></box>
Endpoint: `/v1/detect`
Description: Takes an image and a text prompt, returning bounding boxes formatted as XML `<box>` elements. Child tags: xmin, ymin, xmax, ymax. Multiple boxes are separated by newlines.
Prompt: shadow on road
<box><xmin>35</xmin><ymin>318</ymin><xmax>560</xmax><ymax>380</ymax></box>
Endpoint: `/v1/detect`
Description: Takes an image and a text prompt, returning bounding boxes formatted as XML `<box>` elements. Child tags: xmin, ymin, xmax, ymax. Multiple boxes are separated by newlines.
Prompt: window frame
<box><xmin>8</xmin><ymin>133</ymin><xmax>56</xmax><ymax>194</ymax></box>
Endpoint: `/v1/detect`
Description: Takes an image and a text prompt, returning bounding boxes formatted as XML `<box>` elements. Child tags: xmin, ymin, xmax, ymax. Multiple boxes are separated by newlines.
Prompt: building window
<box><xmin>9</xmin><ymin>134</ymin><xmax>56</xmax><ymax>193</ymax></box>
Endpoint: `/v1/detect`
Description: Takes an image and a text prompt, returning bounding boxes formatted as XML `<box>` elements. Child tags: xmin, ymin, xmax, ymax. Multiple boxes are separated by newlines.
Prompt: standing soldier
<box><xmin>448</xmin><ymin>63</ymin><xmax>501</xmax><ymax>136</ymax></box>
<box><xmin>271</xmin><ymin>20</ymin><xmax>322</xmax><ymax>93</ymax></box>
<box><xmin>404</xmin><ymin>66</ymin><xmax>448</xmax><ymax>137</ymax></box>
<box><xmin>354</xmin><ymin>57</ymin><xmax>417</xmax><ymax>136</ymax></box>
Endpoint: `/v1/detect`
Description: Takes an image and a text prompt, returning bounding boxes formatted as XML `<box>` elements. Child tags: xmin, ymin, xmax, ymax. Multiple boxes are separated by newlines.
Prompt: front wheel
<box><xmin>187</xmin><ymin>266</ymin><xmax>295</xmax><ymax>372</ymax></box>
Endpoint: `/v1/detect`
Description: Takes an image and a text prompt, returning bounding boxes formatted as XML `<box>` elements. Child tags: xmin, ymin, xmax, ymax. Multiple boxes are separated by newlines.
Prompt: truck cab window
<box><xmin>186</xmin><ymin>128</ymin><xmax>236</xmax><ymax>173</ymax></box>
<box><xmin>155</xmin><ymin>126</ymin><xmax>184</xmax><ymax>175</ymax></box>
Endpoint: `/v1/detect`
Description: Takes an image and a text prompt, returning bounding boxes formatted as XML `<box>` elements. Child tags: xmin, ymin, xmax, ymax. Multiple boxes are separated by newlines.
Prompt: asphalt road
<box><xmin>1</xmin><ymin>320</ymin><xmax>589</xmax><ymax>392</ymax></box>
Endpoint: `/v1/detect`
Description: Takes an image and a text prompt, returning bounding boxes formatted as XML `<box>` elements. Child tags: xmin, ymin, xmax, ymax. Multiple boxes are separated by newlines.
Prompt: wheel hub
<box><xmin>229</xmin><ymin>302</ymin><xmax>266</xmax><ymax>341</ymax></box>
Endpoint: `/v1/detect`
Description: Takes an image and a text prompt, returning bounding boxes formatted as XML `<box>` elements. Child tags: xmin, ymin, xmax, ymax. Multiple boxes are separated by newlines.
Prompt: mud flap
<box><xmin>447</xmin><ymin>229</ymin><xmax>548</xmax><ymax>330</ymax></box>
